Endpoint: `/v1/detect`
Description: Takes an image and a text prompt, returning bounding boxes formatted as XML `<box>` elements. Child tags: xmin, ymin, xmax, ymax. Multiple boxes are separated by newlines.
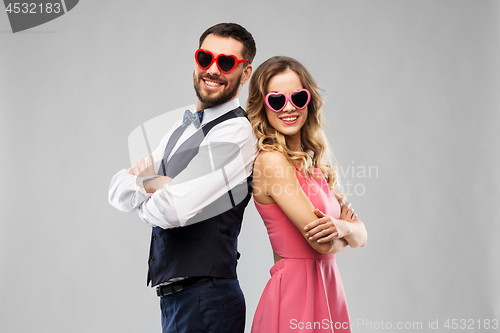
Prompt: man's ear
<box><xmin>240</xmin><ymin>64</ymin><xmax>253</xmax><ymax>85</ymax></box>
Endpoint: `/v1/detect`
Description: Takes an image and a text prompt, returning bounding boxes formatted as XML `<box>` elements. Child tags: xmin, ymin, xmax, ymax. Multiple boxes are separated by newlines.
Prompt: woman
<box><xmin>247</xmin><ymin>56</ymin><xmax>367</xmax><ymax>333</ymax></box>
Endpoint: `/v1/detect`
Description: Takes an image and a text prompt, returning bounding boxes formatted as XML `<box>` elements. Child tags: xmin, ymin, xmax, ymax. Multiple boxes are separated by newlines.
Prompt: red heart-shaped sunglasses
<box><xmin>195</xmin><ymin>49</ymin><xmax>248</xmax><ymax>73</ymax></box>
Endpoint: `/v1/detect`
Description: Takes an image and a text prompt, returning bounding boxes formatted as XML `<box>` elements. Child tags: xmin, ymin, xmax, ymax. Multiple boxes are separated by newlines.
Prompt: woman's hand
<box><xmin>304</xmin><ymin>199</ymin><xmax>358</xmax><ymax>243</ymax></box>
<box><xmin>304</xmin><ymin>208</ymin><xmax>353</xmax><ymax>243</ymax></box>
<box><xmin>306</xmin><ymin>199</ymin><xmax>367</xmax><ymax>248</ymax></box>
<box><xmin>339</xmin><ymin>200</ymin><xmax>358</xmax><ymax>222</ymax></box>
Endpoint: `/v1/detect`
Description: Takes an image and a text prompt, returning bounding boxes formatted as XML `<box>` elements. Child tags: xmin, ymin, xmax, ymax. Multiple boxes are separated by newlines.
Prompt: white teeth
<box><xmin>205</xmin><ymin>80</ymin><xmax>222</xmax><ymax>87</ymax></box>
<box><xmin>281</xmin><ymin>116</ymin><xmax>298</xmax><ymax>122</ymax></box>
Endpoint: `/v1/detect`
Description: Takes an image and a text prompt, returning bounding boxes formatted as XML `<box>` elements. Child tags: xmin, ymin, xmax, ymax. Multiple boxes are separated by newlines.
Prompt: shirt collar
<box><xmin>199</xmin><ymin>98</ymin><xmax>241</xmax><ymax>125</ymax></box>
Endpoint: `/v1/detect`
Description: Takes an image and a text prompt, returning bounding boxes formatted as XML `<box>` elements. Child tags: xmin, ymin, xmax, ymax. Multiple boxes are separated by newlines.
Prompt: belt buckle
<box><xmin>156</xmin><ymin>282</ymin><xmax>184</xmax><ymax>297</ymax></box>
<box><xmin>156</xmin><ymin>284</ymin><xmax>172</xmax><ymax>297</ymax></box>
<box><xmin>156</xmin><ymin>285</ymin><xmax>165</xmax><ymax>297</ymax></box>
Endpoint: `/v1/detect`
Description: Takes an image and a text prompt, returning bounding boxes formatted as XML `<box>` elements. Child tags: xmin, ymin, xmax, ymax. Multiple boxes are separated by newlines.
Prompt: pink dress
<box><xmin>251</xmin><ymin>167</ymin><xmax>351</xmax><ymax>333</ymax></box>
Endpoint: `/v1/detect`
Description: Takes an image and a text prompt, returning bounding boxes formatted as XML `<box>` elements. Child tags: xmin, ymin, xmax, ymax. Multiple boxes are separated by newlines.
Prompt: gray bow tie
<box><xmin>182</xmin><ymin>109</ymin><xmax>204</xmax><ymax>129</ymax></box>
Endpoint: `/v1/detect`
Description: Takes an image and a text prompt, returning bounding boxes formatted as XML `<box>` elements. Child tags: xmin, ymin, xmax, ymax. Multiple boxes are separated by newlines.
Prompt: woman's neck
<box><xmin>286</xmin><ymin>134</ymin><xmax>302</xmax><ymax>152</ymax></box>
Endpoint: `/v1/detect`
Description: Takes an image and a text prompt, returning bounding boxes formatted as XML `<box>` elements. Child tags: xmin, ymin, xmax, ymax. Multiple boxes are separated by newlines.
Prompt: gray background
<box><xmin>1</xmin><ymin>1</ymin><xmax>499</xmax><ymax>332</ymax></box>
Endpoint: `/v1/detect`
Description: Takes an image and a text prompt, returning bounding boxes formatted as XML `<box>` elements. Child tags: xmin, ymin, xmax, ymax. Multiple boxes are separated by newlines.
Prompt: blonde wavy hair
<box><xmin>246</xmin><ymin>56</ymin><xmax>345</xmax><ymax>199</ymax></box>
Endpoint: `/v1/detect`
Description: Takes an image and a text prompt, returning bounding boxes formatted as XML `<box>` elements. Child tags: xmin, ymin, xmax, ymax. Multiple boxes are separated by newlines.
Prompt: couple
<box><xmin>109</xmin><ymin>23</ymin><xmax>367</xmax><ymax>333</ymax></box>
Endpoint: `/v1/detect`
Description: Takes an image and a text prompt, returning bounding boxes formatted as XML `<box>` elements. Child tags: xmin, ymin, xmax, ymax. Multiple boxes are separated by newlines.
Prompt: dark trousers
<box><xmin>159</xmin><ymin>278</ymin><xmax>245</xmax><ymax>333</ymax></box>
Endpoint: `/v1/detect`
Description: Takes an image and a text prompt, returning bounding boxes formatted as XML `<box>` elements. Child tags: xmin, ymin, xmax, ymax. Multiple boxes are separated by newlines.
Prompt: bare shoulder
<box><xmin>255</xmin><ymin>150</ymin><xmax>290</xmax><ymax>168</ymax></box>
<box><xmin>253</xmin><ymin>151</ymin><xmax>297</xmax><ymax>204</ymax></box>
<box><xmin>254</xmin><ymin>151</ymin><xmax>297</xmax><ymax>182</ymax></box>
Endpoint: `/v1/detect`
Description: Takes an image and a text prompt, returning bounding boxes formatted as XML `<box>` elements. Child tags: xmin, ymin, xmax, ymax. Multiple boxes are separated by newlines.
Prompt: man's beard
<box><xmin>193</xmin><ymin>72</ymin><xmax>242</xmax><ymax>109</ymax></box>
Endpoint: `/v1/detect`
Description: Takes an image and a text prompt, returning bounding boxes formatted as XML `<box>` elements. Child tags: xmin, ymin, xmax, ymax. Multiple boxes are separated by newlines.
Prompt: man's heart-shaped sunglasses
<box><xmin>195</xmin><ymin>49</ymin><xmax>248</xmax><ymax>73</ymax></box>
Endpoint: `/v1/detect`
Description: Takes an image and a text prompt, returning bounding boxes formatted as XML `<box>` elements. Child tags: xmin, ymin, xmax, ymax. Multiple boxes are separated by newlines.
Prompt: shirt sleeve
<box><xmin>108</xmin><ymin>122</ymin><xmax>179</xmax><ymax>214</ymax></box>
<box><xmin>108</xmin><ymin>169</ymin><xmax>153</xmax><ymax>213</ymax></box>
<box><xmin>137</xmin><ymin>117</ymin><xmax>257</xmax><ymax>229</ymax></box>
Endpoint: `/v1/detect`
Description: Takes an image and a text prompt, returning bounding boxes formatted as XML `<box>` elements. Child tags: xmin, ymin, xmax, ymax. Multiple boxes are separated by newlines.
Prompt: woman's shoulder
<box><xmin>255</xmin><ymin>150</ymin><xmax>288</xmax><ymax>166</ymax></box>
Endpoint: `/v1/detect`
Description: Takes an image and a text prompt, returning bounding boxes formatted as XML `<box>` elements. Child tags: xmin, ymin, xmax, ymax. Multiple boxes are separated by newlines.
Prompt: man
<box><xmin>108</xmin><ymin>23</ymin><xmax>256</xmax><ymax>333</ymax></box>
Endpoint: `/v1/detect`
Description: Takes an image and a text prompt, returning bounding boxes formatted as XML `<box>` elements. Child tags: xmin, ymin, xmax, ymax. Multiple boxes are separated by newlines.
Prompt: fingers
<box><xmin>348</xmin><ymin>207</ymin><xmax>356</xmax><ymax>221</ymax></box>
<box><xmin>339</xmin><ymin>204</ymin><xmax>348</xmax><ymax>219</ymax></box>
<box><xmin>304</xmin><ymin>216</ymin><xmax>328</xmax><ymax>231</ymax></box>
<box><xmin>130</xmin><ymin>161</ymin><xmax>138</xmax><ymax>175</ymax></box>
<box><xmin>305</xmin><ymin>219</ymin><xmax>330</xmax><ymax>236</ymax></box>
<box><xmin>306</xmin><ymin>220</ymin><xmax>336</xmax><ymax>241</ymax></box>
<box><xmin>145</xmin><ymin>155</ymin><xmax>154</xmax><ymax>175</ymax></box>
<box><xmin>131</xmin><ymin>160</ymin><xmax>142</xmax><ymax>176</ymax></box>
<box><xmin>340</xmin><ymin>202</ymin><xmax>357</xmax><ymax>222</ymax></box>
<box><xmin>138</xmin><ymin>158</ymin><xmax>146</xmax><ymax>176</ymax></box>
<box><xmin>317</xmin><ymin>232</ymin><xmax>339</xmax><ymax>243</ymax></box>
<box><xmin>341</xmin><ymin>202</ymin><xmax>352</xmax><ymax>213</ymax></box>
<box><xmin>130</xmin><ymin>156</ymin><xmax>155</xmax><ymax>177</ymax></box>
<box><xmin>313</xmin><ymin>208</ymin><xmax>325</xmax><ymax>218</ymax></box>
<box><xmin>347</xmin><ymin>207</ymin><xmax>355</xmax><ymax>221</ymax></box>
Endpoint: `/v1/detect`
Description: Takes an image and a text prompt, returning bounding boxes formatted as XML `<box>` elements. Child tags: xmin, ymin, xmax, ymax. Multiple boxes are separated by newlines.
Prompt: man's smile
<box><xmin>203</xmin><ymin>78</ymin><xmax>224</xmax><ymax>89</ymax></box>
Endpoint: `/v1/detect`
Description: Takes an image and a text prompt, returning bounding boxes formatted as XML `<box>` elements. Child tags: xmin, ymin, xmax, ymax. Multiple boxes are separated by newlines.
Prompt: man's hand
<box><xmin>129</xmin><ymin>155</ymin><xmax>172</xmax><ymax>193</ymax></box>
<box><xmin>129</xmin><ymin>155</ymin><xmax>156</xmax><ymax>178</ymax></box>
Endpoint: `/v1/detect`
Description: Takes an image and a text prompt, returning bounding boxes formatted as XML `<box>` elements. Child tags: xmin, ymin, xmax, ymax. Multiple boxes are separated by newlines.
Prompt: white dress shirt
<box><xmin>108</xmin><ymin>98</ymin><xmax>257</xmax><ymax>229</ymax></box>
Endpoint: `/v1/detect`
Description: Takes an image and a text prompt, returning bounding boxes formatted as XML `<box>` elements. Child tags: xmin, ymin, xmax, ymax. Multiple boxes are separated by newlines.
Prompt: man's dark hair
<box><xmin>199</xmin><ymin>23</ymin><xmax>257</xmax><ymax>64</ymax></box>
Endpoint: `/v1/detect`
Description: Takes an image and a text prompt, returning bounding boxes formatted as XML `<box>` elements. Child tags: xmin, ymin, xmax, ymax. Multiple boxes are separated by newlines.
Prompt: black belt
<box><xmin>156</xmin><ymin>277</ymin><xmax>213</xmax><ymax>297</ymax></box>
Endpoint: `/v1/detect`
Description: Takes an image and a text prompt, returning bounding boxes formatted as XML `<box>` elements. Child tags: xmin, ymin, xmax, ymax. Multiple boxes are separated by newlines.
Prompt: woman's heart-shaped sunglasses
<box><xmin>265</xmin><ymin>89</ymin><xmax>311</xmax><ymax>112</ymax></box>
